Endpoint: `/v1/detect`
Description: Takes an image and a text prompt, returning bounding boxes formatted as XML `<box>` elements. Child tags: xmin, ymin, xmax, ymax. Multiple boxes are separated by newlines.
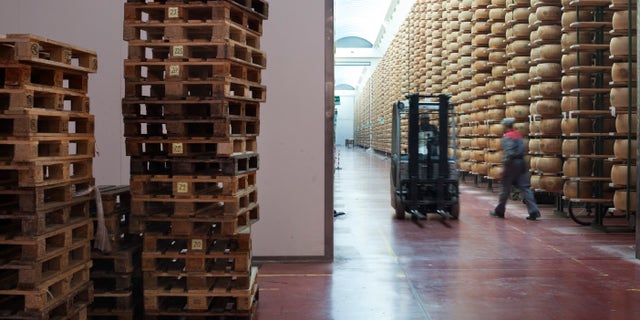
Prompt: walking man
<box><xmin>490</xmin><ymin>118</ymin><xmax>541</xmax><ymax>220</ymax></box>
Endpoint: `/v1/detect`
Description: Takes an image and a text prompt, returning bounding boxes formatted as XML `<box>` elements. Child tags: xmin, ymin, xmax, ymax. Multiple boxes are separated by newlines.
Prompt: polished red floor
<box><xmin>255</xmin><ymin>147</ymin><xmax>640</xmax><ymax>320</ymax></box>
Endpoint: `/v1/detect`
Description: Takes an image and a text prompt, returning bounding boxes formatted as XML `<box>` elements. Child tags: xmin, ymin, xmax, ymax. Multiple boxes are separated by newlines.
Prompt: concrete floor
<box><xmin>255</xmin><ymin>147</ymin><xmax>640</xmax><ymax>320</ymax></box>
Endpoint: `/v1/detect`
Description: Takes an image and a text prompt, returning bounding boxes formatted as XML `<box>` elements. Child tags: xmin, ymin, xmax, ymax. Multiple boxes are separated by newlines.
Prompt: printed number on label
<box><xmin>176</xmin><ymin>182</ymin><xmax>188</xmax><ymax>193</ymax></box>
<box><xmin>172</xmin><ymin>143</ymin><xmax>184</xmax><ymax>154</ymax></box>
<box><xmin>191</xmin><ymin>239</ymin><xmax>204</xmax><ymax>250</ymax></box>
<box><xmin>172</xmin><ymin>46</ymin><xmax>184</xmax><ymax>57</ymax></box>
<box><xmin>168</xmin><ymin>7</ymin><xmax>179</xmax><ymax>18</ymax></box>
<box><xmin>169</xmin><ymin>65</ymin><xmax>180</xmax><ymax>76</ymax></box>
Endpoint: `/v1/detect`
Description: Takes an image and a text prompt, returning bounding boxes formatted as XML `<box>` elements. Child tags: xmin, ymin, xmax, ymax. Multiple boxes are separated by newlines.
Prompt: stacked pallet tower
<box><xmin>528</xmin><ymin>1</ymin><xmax>565</xmax><ymax>195</ymax></box>
<box><xmin>88</xmin><ymin>185</ymin><xmax>142</xmax><ymax>320</ymax></box>
<box><xmin>560</xmin><ymin>0</ymin><xmax>616</xmax><ymax>225</ymax></box>
<box><xmin>609</xmin><ymin>0</ymin><xmax>636</xmax><ymax>221</ymax></box>
<box><xmin>0</xmin><ymin>34</ymin><xmax>96</xmax><ymax>319</ymax></box>
<box><xmin>122</xmin><ymin>0</ymin><xmax>267</xmax><ymax>318</ymax></box>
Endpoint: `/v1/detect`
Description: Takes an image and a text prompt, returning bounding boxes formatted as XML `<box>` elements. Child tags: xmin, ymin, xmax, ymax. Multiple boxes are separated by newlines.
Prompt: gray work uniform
<box><xmin>493</xmin><ymin>130</ymin><xmax>539</xmax><ymax>216</ymax></box>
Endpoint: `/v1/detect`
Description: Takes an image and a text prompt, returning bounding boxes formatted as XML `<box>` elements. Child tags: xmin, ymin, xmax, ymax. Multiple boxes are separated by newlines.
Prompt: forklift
<box><xmin>390</xmin><ymin>93</ymin><xmax>459</xmax><ymax>220</ymax></box>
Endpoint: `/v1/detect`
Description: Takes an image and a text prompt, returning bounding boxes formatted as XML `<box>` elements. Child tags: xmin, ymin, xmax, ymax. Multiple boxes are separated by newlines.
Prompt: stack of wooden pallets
<box><xmin>122</xmin><ymin>1</ymin><xmax>268</xmax><ymax>318</ymax></box>
<box><xmin>0</xmin><ymin>34</ymin><xmax>97</xmax><ymax>320</ymax></box>
<box><xmin>88</xmin><ymin>185</ymin><xmax>143</xmax><ymax>320</ymax></box>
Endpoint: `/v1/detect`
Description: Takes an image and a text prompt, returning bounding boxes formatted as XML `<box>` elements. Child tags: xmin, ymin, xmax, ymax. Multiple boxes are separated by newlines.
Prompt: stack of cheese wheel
<box><xmin>468</xmin><ymin>0</ymin><xmax>493</xmax><ymax>177</ymax></box>
<box><xmin>485</xmin><ymin>0</ymin><xmax>509</xmax><ymax>179</ymax></box>
<box><xmin>502</xmin><ymin>0</ymin><xmax>532</xmax><ymax>179</ymax></box>
<box><xmin>443</xmin><ymin>0</ymin><xmax>462</xmax><ymax>95</ymax></box>
<box><xmin>527</xmin><ymin>0</ymin><xmax>564</xmax><ymax>193</ymax></box>
<box><xmin>609</xmin><ymin>0</ymin><xmax>637</xmax><ymax>213</ymax></box>
<box><xmin>444</xmin><ymin>0</ymin><xmax>462</xmax><ymax>159</ymax></box>
<box><xmin>560</xmin><ymin>0</ymin><xmax>614</xmax><ymax>206</ymax></box>
<box><xmin>456</xmin><ymin>0</ymin><xmax>477</xmax><ymax>173</ymax></box>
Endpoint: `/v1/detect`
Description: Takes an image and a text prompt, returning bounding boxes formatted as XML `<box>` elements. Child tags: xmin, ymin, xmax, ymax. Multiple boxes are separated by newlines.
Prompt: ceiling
<box><xmin>334</xmin><ymin>0</ymin><xmax>413</xmax><ymax>92</ymax></box>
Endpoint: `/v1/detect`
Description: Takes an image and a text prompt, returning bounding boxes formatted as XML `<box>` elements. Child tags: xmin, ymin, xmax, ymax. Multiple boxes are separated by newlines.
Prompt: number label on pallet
<box><xmin>191</xmin><ymin>239</ymin><xmax>203</xmax><ymax>250</ymax></box>
<box><xmin>172</xmin><ymin>46</ymin><xmax>184</xmax><ymax>57</ymax></box>
<box><xmin>172</xmin><ymin>143</ymin><xmax>184</xmax><ymax>154</ymax></box>
<box><xmin>168</xmin><ymin>7</ymin><xmax>179</xmax><ymax>18</ymax></box>
<box><xmin>169</xmin><ymin>65</ymin><xmax>180</xmax><ymax>77</ymax></box>
<box><xmin>176</xmin><ymin>182</ymin><xmax>189</xmax><ymax>193</ymax></box>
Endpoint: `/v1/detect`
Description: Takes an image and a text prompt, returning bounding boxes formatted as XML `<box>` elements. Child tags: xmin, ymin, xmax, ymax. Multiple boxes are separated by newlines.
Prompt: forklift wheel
<box><xmin>394</xmin><ymin>195</ymin><xmax>405</xmax><ymax>220</ymax></box>
<box><xmin>449</xmin><ymin>204</ymin><xmax>460</xmax><ymax>219</ymax></box>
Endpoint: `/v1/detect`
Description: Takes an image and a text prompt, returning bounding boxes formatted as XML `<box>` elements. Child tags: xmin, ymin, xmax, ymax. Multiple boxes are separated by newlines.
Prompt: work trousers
<box><xmin>494</xmin><ymin>159</ymin><xmax>539</xmax><ymax>215</ymax></box>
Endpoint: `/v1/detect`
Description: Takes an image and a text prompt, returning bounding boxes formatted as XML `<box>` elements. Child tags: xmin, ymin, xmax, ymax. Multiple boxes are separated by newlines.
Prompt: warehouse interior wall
<box><xmin>335</xmin><ymin>92</ymin><xmax>355</xmax><ymax>146</ymax></box>
<box><xmin>0</xmin><ymin>0</ymin><xmax>331</xmax><ymax>259</ymax></box>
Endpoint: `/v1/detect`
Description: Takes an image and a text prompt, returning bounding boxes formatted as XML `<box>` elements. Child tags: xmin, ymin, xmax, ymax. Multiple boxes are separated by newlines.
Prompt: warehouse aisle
<box><xmin>256</xmin><ymin>147</ymin><xmax>640</xmax><ymax>320</ymax></box>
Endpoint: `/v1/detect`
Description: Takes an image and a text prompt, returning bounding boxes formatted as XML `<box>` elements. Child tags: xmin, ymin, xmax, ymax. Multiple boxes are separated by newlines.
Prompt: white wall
<box><xmin>254</xmin><ymin>0</ymin><xmax>327</xmax><ymax>257</ymax></box>
<box><xmin>335</xmin><ymin>92</ymin><xmax>355</xmax><ymax>146</ymax></box>
<box><xmin>0</xmin><ymin>0</ymin><xmax>329</xmax><ymax>258</ymax></box>
<box><xmin>0</xmin><ymin>0</ymin><xmax>128</xmax><ymax>185</ymax></box>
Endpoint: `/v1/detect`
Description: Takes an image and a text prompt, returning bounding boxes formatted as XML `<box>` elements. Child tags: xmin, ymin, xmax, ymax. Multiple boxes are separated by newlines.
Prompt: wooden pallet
<box><xmin>131</xmin><ymin>171</ymin><xmax>256</xmax><ymax>197</ymax></box>
<box><xmin>124</xmin><ymin>59</ymin><xmax>261</xmax><ymax>83</ymax></box>
<box><xmin>144</xmin><ymin>271</ymin><xmax>252</xmax><ymax>295</ymax></box>
<box><xmin>125</xmin><ymin>136</ymin><xmax>256</xmax><ymax>158</ymax></box>
<box><xmin>0</xmin><ymin>289</ymin><xmax>92</xmax><ymax>320</ymax></box>
<box><xmin>143</xmin><ymin>266</ymin><xmax>257</xmax><ymax>311</ymax></box>
<box><xmin>0</xmin><ymin>178</ymin><xmax>95</xmax><ymax>212</ymax></box>
<box><xmin>124</xmin><ymin>0</ymin><xmax>267</xmax><ymax>31</ymax></box>
<box><xmin>91</xmin><ymin>270</ymin><xmax>140</xmax><ymax>293</ymax></box>
<box><xmin>0</xmin><ymin>218</ymin><xmax>92</xmax><ymax>261</ymax></box>
<box><xmin>125</xmin><ymin>38</ymin><xmax>266</xmax><ymax>70</ymax></box>
<box><xmin>130</xmin><ymin>187</ymin><xmax>257</xmax><ymax>217</ymax></box>
<box><xmin>88</xmin><ymin>290</ymin><xmax>141</xmax><ymax>320</ymax></box>
<box><xmin>93</xmin><ymin>185</ymin><xmax>131</xmax><ymax>215</ymax></box>
<box><xmin>91</xmin><ymin>245</ymin><xmax>142</xmax><ymax>274</ymax></box>
<box><xmin>0</xmin><ymin>158</ymin><xmax>93</xmax><ymax>188</ymax></box>
<box><xmin>124</xmin><ymin>116</ymin><xmax>259</xmax><ymax>139</ymax></box>
<box><xmin>124</xmin><ymin>19</ymin><xmax>261</xmax><ymax>50</ymax></box>
<box><xmin>0</xmin><ymin>34</ymin><xmax>98</xmax><ymax>73</ymax></box>
<box><xmin>0</xmin><ymin>261</ymin><xmax>92</xmax><ymax>311</ymax></box>
<box><xmin>0</xmin><ymin>136</ymin><xmax>95</xmax><ymax>162</ymax></box>
<box><xmin>131</xmin><ymin>204</ymin><xmax>259</xmax><ymax>239</ymax></box>
<box><xmin>121</xmin><ymin>98</ymin><xmax>260</xmax><ymax>120</ymax></box>
<box><xmin>0</xmin><ymin>108</ymin><xmax>94</xmax><ymax>137</ymax></box>
<box><xmin>0</xmin><ymin>87</ymin><xmax>90</xmax><ymax>114</ymax></box>
<box><xmin>129</xmin><ymin>153</ymin><xmax>258</xmax><ymax>176</ymax></box>
<box><xmin>0</xmin><ymin>63</ymin><xmax>90</xmax><ymax>94</ymax></box>
<box><xmin>124</xmin><ymin>76</ymin><xmax>266</xmax><ymax>102</ymax></box>
<box><xmin>141</xmin><ymin>239</ymin><xmax>251</xmax><ymax>273</ymax></box>
<box><xmin>129</xmin><ymin>204</ymin><xmax>258</xmax><ymax>236</ymax></box>
<box><xmin>0</xmin><ymin>198</ymin><xmax>91</xmax><ymax>237</ymax></box>
<box><xmin>0</xmin><ymin>240</ymin><xmax>91</xmax><ymax>290</ymax></box>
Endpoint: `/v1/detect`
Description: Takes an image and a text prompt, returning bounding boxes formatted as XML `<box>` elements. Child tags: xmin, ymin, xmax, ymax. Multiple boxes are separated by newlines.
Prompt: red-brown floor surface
<box><xmin>255</xmin><ymin>147</ymin><xmax>639</xmax><ymax>320</ymax></box>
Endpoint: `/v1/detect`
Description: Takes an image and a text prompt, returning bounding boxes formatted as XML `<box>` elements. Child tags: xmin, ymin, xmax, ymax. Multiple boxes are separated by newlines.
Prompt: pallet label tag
<box><xmin>191</xmin><ymin>239</ymin><xmax>203</xmax><ymax>250</ymax></box>
<box><xmin>176</xmin><ymin>182</ymin><xmax>188</xmax><ymax>193</ymax></box>
<box><xmin>168</xmin><ymin>7</ymin><xmax>179</xmax><ymax>18</ymax></box>
<box><xmin>172</xmin><ymin>143</ymin><xmax>184</xmax><ymax>154</ymax></box>
<box><xmin>169</xmin><ymin>65</ymin><xmax>180</xmax><ymax>77</ymax></box>
<box><xmin>172</xmin><ymin>46</ymin><xmax>184</xmax><ymax>57</ymax></box>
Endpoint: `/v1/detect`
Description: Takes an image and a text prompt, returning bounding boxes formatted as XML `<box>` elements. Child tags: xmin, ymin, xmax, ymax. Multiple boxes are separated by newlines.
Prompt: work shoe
<box><xmin>489</xmin><ymin>211</ymin><xmax>504</xmax><ymax>218</ymax></box>
<box><xmin>526</xmin><ymin>211</ymin><xmax>541</xmax><ymax>221</ymax></box>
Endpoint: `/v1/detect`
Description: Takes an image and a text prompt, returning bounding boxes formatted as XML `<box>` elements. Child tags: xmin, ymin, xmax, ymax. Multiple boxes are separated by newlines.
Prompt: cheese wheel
<box><xmin>614</xmin><ymin>190</ymin><xmax>636</xmax><ymax>212</ymax></box>
<box><xmin>613</xmin><ymin>139</ymin><xmax>637</xmax><ymax>160</ymax></box>
<box><xmin>536</xmin><ymin>157</ymin><xmax>562</xmax><ymax>173</ymax></box>
<box><xmin>615</xmin><ymin>113</ymin><xmax>638</xmax><ymax>133</ymax></box>
<box><xmin>611</xmin><ymin>164</ymin><xmax>637</xmax><ymax>186</ymax></box>
<box><xmin>563</xmin><ymin>181</ymin><xmax>592</xmax><ymax>199</ymax></box>
<box><xmin>561</xmin><ymin>118</ymin><xmax>593</xmax><ymax>134</ymax></box>
<box><xmin>539</xmin><ymin>138</ymin><xmax>562</xmax><ymax>154</ymax></box>
<box><xmin>563</xmin><ymin>158</ymin><xmax>592</xmax><ymax>177</ymax></box>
